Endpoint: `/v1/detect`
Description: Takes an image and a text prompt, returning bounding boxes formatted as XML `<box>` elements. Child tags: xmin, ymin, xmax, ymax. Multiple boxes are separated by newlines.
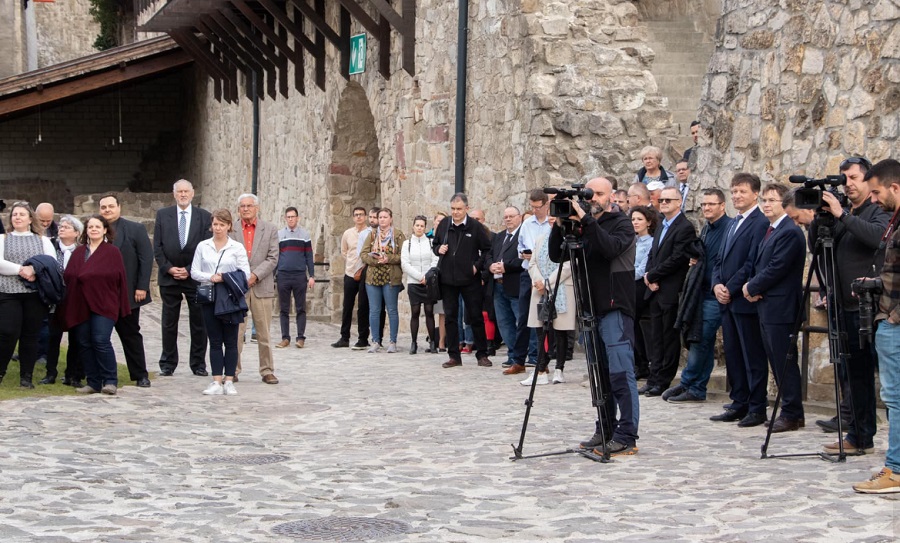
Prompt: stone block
<box><xmin>741</xmin><ymin>30</ymin><xmax>775</xmax><ymax>50</ymax></box>
<box><xmin>801</xmin><ymin>48</ymin><xmax>824</xmax><ymax>74</ymax></box>
<box><xmin>609</xmin><ymin>89</ymin><xmax>645</xmax><ymax>111</ymax></box>
<box><xmin>541</xmin><ymin>18</ymin><xmax>570</xmax><ymax>36</ymax></box>
<box><xmin>545</xmin><ymin>42</ymin><xmax>574</xmax><ymax>66</ymax></box>
<box><xmin>848</xmin><ymin>87</ymin><xmax>876</xmax><ymax>119</ymax></box>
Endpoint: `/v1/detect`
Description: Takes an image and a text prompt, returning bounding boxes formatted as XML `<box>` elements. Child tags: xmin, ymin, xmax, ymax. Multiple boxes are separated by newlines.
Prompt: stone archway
<box><xmin>326</xmin><ymin>82</ymin><xmax>380</xmax><ymax>323</ymax></box>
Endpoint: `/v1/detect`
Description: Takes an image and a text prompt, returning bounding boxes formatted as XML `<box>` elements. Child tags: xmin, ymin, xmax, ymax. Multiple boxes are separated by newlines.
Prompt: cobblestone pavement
<box><xmin>1</xmin><ymin>303</ymin><xmax>898</xmax><ymax>542</ymax></box>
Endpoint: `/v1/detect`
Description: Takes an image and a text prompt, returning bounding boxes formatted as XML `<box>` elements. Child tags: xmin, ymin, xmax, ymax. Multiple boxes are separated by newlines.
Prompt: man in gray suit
<box><xmin>231</xmin><ymin>193</ymin><xmax>280</xmax><ymax>384</ymax></box>
<box><xmin>99</xmin><ymin>194</ymin><xmax>154</xmax><ymax>387</ymax></box>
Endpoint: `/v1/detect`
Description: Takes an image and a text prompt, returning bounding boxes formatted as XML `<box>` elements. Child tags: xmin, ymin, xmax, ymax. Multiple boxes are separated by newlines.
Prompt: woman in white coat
<box><xmin>401</xmin><ymin>216</ymin><xmax>439</xmax><ymax>354</ymax></box>
<box><xmin>523</xmin><ymin>216</ymin><xmax>575</xmax><ymax>385</ymax></box>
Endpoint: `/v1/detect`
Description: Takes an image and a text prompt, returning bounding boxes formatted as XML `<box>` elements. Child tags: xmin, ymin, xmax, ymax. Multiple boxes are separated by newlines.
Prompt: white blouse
<box><xmin>191</xmin><ymin>237</ymin><xmax>251</xmax><ymax>283</ymax></box>
<box><xmin>401</xmin><ymin>234</ymin><xmax>438</xmax><ymax>284</ymax></box>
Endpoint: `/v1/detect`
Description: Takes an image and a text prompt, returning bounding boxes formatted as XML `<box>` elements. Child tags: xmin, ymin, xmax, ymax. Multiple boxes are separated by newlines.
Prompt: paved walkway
<box><xmin>0</xmin><ymin>302</ymin><xmax>897</xmax><ymax>542</ymax></box>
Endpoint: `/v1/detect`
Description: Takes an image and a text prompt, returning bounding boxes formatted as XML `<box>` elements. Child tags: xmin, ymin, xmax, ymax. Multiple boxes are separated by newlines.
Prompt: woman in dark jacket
<box><xmin>630</xmin><ymin>206</ymin><xmax>658</xmax><ymax>381</ymax></box>
<box><xmin>58</xmin><ymin>215</ymin><xmax>131</xmax><ymax>395</ymax></box>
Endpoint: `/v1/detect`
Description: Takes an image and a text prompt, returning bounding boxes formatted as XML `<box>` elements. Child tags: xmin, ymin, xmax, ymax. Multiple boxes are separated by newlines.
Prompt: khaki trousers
<box><xmin>237</xmin><ymin>288</ymin><xmax>275</xmax><ymax>377</ymax></box>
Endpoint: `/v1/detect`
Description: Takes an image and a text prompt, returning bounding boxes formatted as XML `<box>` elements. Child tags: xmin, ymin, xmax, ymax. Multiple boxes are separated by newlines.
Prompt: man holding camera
<box><xmin>809</xmin><ymin>157</ymin><xmax>887</xmax><ymax>453</ymax></box>
<box><xmin>853</xmin><ymin>158</ymin><xmax>900</xmax><ymax>494</ymax></box>
<box><xmin>549</xmin><ymin>177</ymin><xmax>640</xmax><ymax>456</ymax></box>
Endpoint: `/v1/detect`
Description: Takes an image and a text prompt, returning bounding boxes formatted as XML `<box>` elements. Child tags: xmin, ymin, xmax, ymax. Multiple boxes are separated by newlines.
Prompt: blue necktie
<box><xmin>724</xmin><ymin>213</ymin><xmax>743</xmax><ymax>254</ymax></box>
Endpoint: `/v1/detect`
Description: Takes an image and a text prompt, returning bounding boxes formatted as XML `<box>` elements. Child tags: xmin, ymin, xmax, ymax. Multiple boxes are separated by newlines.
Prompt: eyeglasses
<box><xmin>699</xmin><ymin>202</ymin><xmax>723</xmax><ymax>207</ymax></box>
<box><xmin>285</xmin><ymin>215</ymin><xmax>298</xmax><ymax>219</ymax></box>
<box><xmin>658</xmin><ymin>198</ymin><xmax>680</xmax><ymax>204</ymax></box>
<box><xmin>840</xmin><ymin>156</ymin><xmax>872</xmax><ymax>171</ymax></box>
<box><xmin>675</xmin><ymin>168</ymin><xmax>689</xmax><ymax>172</ymax></box>
<box><xmin>353</xmin><ymin>212</ymin><xmax>366</xmax><ymax>216</ymax></box>
<box><xmin>760</xmin><ymin>198</ymin><xmax>780</xmax><ymax>204</ymax></box>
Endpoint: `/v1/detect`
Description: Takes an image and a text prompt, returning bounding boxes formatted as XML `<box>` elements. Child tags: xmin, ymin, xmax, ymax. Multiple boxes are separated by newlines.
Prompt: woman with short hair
<box><xmin>634</xmin><ymin>146</ymin><xmax>675</xmax><ymax>186</ymax></box>
<box><xmin>43</xmin><ymin>214</ymin><xmax>85</xmax><ymax>386</ymax></box>
<box><xmin>402</xmin><ymin>215</ymin><xmax>439</xmax><ymax>354</ymax></box>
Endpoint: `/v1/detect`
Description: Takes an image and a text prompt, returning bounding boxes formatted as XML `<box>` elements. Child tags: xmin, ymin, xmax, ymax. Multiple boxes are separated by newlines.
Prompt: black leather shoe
<box><xmin>815</xmin><ymin>416</ymin><xmax>848</xmax><ymax>433</ymax></box>
<box><xmin>20</xmin><ymin>378</ymin><xmax>34</xmax><ymax>389</ymax></box>
<box><xmin>193</xmin><ymin>369</ymin><xmax>209</xmax><ymax>377</ymax></box>
<box><xmin>136</xmin><ymin>377</ymin><xmax>151</xmax><ymax>388</ymax></box>
<box><xmin>710</xmin><ymin>408</ymin><xmax>748</xmax><ymax>422</ymax></box>
<box><xmin>331</xmin><ymin>339</ymin><xmax>350</xmax><ymax>348</ymax></box>
<box><xmin>737</xmin><ymin>412</ymin><xmax>768</xmax><ymax>428</ymax></box>
<box><xmin>409</xmin><ymin>342</ymin><xmax>418</xmax><ymax>355</ymax></box>
<box><xmin>770</xmin><ymin>416</ymin><xmax>804</xmax><ymax>433</ymax></box>
<box><xmin>645</xmin><ymin>386</ymin><xmax>664</xmax><ymax>397</ymax></box>
<box><xmin>39</xmin><ymin>375</ymin><xmax>57</xmax><ymax>385</ymax></box>
<box><xmin>158</xmin><ymin>369</ymin><xmax>174</xmax><ymax>376</ymax></box>
<box><xmin>661</xmin><ymin>385</ymin><xmax>685</xmax><ymax>401</ymax></box>
<box><xmin>637</xmin><ymin>383</ymin><xmax>652</xmax><ymax>394</ymax></box>
<box><xmin>70</xmin><ymin>379</ymin><xmax>84</xmax><ymax>388</ymax></box>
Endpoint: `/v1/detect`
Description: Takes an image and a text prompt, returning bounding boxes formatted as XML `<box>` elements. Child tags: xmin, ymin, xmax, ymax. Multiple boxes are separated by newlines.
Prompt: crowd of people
<box><xmin>3</xmin><ymin>148</ymin><xmax>900</xmax><ymax>494</ymax></box>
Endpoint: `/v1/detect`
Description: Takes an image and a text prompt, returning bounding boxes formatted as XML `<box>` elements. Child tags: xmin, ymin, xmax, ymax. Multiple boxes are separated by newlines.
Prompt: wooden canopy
<box><xmin>139</xmin><ymin>0</ymin><xmax>416</xmax><ymax>103</ymax></box>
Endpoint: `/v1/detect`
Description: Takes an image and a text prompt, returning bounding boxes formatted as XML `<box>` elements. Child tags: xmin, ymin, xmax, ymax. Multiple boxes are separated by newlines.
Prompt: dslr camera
<box><xmin>851</xmin><ymin>277</ymin><xmax>883</xmax><ymax>347</ymax></box>
<box><xmin>789</xmin><ymin>173</ymin><xmax>849</xmax><ymax>226</ymax></box>
<box><xmin>544</xmin><ymin>184</ymin><xmax>594</xmax><ymax>219</ymax></box>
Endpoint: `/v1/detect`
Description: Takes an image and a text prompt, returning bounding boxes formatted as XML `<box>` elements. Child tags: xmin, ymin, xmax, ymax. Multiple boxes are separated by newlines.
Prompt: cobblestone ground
<box><xmin>0</xmin><ymin>303</ymin><xmax>898</xmax><ymax>542</ymax></box>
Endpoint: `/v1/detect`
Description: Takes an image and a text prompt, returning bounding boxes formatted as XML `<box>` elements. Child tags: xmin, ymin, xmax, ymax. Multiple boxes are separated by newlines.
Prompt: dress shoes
<box><xmin>737</xmin><ymin>412</ymin><xmax>768</xmax><ymax>428</ymax></box>
<box><xmin>296</xmin><ymin>339</ymin><xmax>305</xmax><ymax>348</ymax></box>
<box><xmin>262</xmin><ymin>374</ymin><xmax>279</xmax><ymax>384</ymax></box>
<box><xmin>710</xmin><ymin>408</ymin><xmax>748</xmax><ymax>422</ymax></box>
<box><xmin>69</xmin><ymin>380</ymin><xmax>84</xmax><ymax>389</ymax></box>
<box><xmin>503</xmin><ymin>364</ymin><xmax>526</xmax><ymax>375</ymax></box>
<box><xmin>477</xmin><ymin>357</ymin><xmax>492</xmax><ymax>367</ymax></box>
<box><xmin>39</xmin><ymin>375</ymin><xmax>57</xmax><ymax>385</ymax></box>
<box><xmin>136</xmin><ymin>377</ymin><xmax>151</xmax><ymax>388</ymax></box>
<box><xmin>193</xmin><ymin>369</ymin><xmax>209</xmax><ymax>377</ymax></box>
<box><xmin>769</xmin><ymin>416</ymin><xmax>804</xmax><ymax>433</ymax></box>
<box><xmin>276</xmin><ymin>339</ymin><xmax>291</xmax><ymax>348</ymax></box>
<box><xmin>442</xmin><ymin>359</ymin><xmax>462</xmax><ymax>368</ymax></box>
<box><xmin>637</xmin><ymin>383</ymin><xmax>652</xmax><ymax>394</ymax></box>
<box><xmin>20</xmin><ymin>378</ymin><xmax>34</xmax><ymax>389</ymax></box>
<box><xmin>158</xmin><ymin>369</ymin><xmax>174</xmax><ymax>376</ymax></box>
<box><xmin>331</xmin><ymin>339</ymin><xmax>350</xmax><ymax>348</ymax></box>
<box><xmin>409</xmin><ymin>341</ymin><xmax>418</xmax><ymax>355</ymax></box>
<box><xmin>815</xmin><ymin>416</ymin><xmax>849</xmax><ymax>433</ymax></box>
<box><xmin>644</xmin><ymin>386</ymin><xmax>664</xmax><ymax>397</ymax></box>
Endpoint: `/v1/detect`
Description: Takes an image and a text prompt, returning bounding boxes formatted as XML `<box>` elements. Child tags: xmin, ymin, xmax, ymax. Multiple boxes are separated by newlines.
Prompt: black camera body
<box><xmin>789</xmin><ymin>174</ymin><xmax>849</xmax><ymax>210</ymax></box>
<box><xmin>0</xmin><ymin>199</ymin><xmax>6</xmax><ymax>212</ymax></box>
<box><xmin>544</xmin><ymin>184</ymin><xmax>594</xmax><ymax>219</ymax></box>
<box><xmin>851</xmin><ymin>277</ymin><xmax>883</xmax><ymax>346</ymax></box>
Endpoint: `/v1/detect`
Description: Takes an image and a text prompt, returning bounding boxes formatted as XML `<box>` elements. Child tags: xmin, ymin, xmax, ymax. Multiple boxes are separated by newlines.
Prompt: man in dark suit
<box><xmin>743</xmin><ymin>183</ymin><xmax>807</xmax><ymax>432</ymax></box>
<box><xmin>153</xmin><ymin>179</ymin><xmax>212</xmax><ymax>376</ymax></box>
<box><xmin>642</xmin><ymin>186</ymin><xmax>696</xmax><ymax>395</ymax></box>
<box><xmin>486</xmin><ymin>206</ymin><xmax>523</xmax><ymax>367</ymax></box>
<box><xmin>99</xmin><ymin>194</ymin><xmax>154</xmax><ymax>387</ymax></box>
<box><xmin>711</xmin><ymin>173</ymin><xmax>770</xmax><ymax>426</ymax></box>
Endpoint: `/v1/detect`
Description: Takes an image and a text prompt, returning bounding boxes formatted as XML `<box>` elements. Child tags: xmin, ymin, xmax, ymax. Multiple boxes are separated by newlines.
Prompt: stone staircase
<box><xmin>644</xmin><ymin>19</ymin><xmax>715</xmax><ymax>156</ymax></box>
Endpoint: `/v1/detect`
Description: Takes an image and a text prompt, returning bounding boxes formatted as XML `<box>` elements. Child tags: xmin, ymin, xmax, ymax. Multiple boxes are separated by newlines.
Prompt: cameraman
<box><xmin>809</xmin><ymin>157</ymin><xmax>887</xmax><ymax>455</ymax></box>
<box><xmin>549</xmin><ymin>177</ymin><xmax>640</xmax><ymax>457</ymax></box>
<box><xmin>853</xmin><ymin>159</ymin><xmax>900</xmax><ymax>493</ymax></box>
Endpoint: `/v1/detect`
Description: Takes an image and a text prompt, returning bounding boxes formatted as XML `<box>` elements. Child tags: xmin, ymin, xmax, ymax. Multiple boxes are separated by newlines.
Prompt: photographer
<box><xmin>549</xmin><ymin>177</ymin><xmax>640</xmax><ymax>457</ymax></box>
<box><xmin>808</xmin><ymin>157</ymin><xmax>887</xmax><ymax>454</ymax></box>
<box><xmin>853</xmin><ymin>158</ymin><xmax>900</xmax><ymax>494</ymax></box>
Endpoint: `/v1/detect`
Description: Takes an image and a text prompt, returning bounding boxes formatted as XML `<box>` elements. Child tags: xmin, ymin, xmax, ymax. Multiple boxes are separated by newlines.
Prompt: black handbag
<box><xmin>424</xmin><ymin>229</ymin><xmax>448</xmax><ymax>302</ymax></box>
<box><xmin>537</xmin><ymin>291</ymin><xmax>557</xmax><ymax>323</ymax></box>
<box><xmin>196</xmin><ymin>251</ymin><xmax>224</xmax><ymax>304</ymax></box>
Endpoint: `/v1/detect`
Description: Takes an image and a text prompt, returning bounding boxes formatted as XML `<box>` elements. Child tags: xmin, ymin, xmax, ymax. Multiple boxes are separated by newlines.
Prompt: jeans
<box><xmin>875</xmin><ymin>321</ymin><xmax>900</xmax><ymax>472</ymax></box>
<box><xmin>457</xmin><ymin>295</ymin><xmax>474</xmax><ymax>344</ymax></box>
<box><xmin>202</xmin><ymin>303</ymin><xmax>239</xmax><ymax>377</ymax></box>
<box><xmin>367</xmin><ymin>283</ymin><xmax>400</xmax><ymax>344</ymax></box>
<box><xmin>71</xmin><ymin>313</ymin><xmax>117</xmax><ymax>390</ymax></box>
<box><xmin>679</xmin><ymin>298</ymin><xmax>722</xmax><ymax>399</ymax></box>
<box><xmin>493</xmin><ymin>286</ymin><xmax>520</xmax><ymax>362</ymax></box>
<box><xmin>592</xmin><ymin>310</ymin><xmax>639</xmax><ymax>447</ymax></box>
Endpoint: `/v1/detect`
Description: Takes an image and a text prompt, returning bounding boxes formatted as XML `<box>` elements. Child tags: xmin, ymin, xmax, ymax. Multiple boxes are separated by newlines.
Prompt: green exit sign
<box><xmin>349</xmin><ymin>33</ymin><xmax>367</xmax><ymax>75</ymax></box>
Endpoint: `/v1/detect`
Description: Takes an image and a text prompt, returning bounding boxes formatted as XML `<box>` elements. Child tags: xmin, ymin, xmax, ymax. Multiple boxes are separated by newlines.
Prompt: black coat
<box><xmin>21</xmin><ymin>254</ymin><xmax>65</xmax><ymax>306</ymax></box>
<box><xmin>645</xmin><ymin>213</ymin><xmax>696</xmax><ymax>306</ymax></box>
<box><xmin>110</xmin><ymin>217</ymin><xmax>154</xmax><ymax>310</ymax></box>
<box><xmin>432</xmin><ymin>216</ymin><xmax>492</xmax><ymax>287</ymax></box>
<box><xmin>675</xmin><ymin>239</ymin><xmax>706</xmax><ymax>345</ymax></box>
<box><xmin>214</xmin><ymin>270</ymin><xmax>249</xmax><ymax>324</ymax></box>
<box><xmin>153</xmin><ymin>205</ymin><xmax>212</xmax><ymax>288</ymax></box>
<box><xmin>485</xmin><ymin>228</ymin><xmax>523</xmax><ymax>298</ymax></box>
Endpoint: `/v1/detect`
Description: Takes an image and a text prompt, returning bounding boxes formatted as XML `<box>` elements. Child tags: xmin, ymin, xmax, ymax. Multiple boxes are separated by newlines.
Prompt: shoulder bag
<box><xmin>196</xmin><ymin>249</ymin><xmax>224</xmax><ymax>304</ymax></box>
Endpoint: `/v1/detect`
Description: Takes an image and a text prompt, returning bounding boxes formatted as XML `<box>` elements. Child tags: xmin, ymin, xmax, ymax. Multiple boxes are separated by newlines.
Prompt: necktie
<box><xmin>764</xmin><ymin>225</ymin><xmax>774</xmax><ymax>242</ymax></box>
<box><xmin>723</xmin><ymin>214</ymin><xmax>742</xmax><ymax>254</ymax></box>
<box><xmin>504</xmin><ymin>233</ymin><xmax>512</xmax><ymax>247</ymax></box>
<box><xmin>179</xmin><ymin>210</ymin><xmax>187</xmax><ymax>249</ymax></box>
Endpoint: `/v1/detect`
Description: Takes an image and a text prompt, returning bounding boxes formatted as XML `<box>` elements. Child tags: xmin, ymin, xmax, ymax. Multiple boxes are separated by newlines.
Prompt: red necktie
<box><xmin>764</xmin><ymin>226</ymin><xmax>774</xmax><ymax>241</ymax></box>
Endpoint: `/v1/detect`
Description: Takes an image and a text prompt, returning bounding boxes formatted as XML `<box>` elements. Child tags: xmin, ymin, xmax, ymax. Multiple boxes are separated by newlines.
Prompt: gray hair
<box><xmin>58</xmin><ymin>214</ymin><xmax>84</xmax><ymax>235</ymax></box>
<box><xmin>237</xmin><ymin>193</ymin><xmax>259</xmax><ymax>206</ymax></box>
<box><xmin>173</xmin><ymin>179</ymin><xmax>194</xmax><ymax>191</ymax></box>
<box><xmin>450</xmin><ymin>192</ymin><xmax>468</xmax><ymax>206</ymax></box>
<box><xmin>639</xmin><ymin>146</ymin><xmax>663</xmax><ymax>161</ymax></box>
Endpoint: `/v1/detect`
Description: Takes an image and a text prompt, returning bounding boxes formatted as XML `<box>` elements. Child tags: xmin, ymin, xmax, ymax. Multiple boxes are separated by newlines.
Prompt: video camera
<box><xmin>851</xmin><ymin>277</ymin><xmax>883</xmax><ymax>347</ymax></box>
<box><xmin>544</xmin><ymin>184</ymin><xmax>594</xmax><ymax>219</ymax></box>
<box><xmin>789</xmin><ymin>174</ymin><xmax>849</xmax><ymax>211</ymax></box>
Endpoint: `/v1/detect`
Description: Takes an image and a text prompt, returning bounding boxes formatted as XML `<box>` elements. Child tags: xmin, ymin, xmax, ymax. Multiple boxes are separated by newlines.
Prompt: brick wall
<box><xmin>0</xmin><ymin>70</ymin><xmax>188</xmax><ymax>212</ymax></box>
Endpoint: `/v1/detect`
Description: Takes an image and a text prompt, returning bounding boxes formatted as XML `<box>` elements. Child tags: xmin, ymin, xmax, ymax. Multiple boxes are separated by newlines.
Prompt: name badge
<box><xmin>465</xmin><ymin>233</ymin><xmax>472</xmax><ymax>237</ymax></box>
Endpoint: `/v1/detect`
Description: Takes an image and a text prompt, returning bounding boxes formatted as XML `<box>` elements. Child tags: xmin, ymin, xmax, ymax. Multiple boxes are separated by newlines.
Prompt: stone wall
<box><xmin>34</xmin><ymin>0</ymin><xmax>98</xmax><ymax>67</ymax></box>
<box><xmin>0</xmin><ymin>0</ymin><xmax>25</xmax><ymax>78</ymax></box>
<box><xmin>0</xmin><ymin>70</ymin><xmax>189</xmax><ymax>212</ymax></box>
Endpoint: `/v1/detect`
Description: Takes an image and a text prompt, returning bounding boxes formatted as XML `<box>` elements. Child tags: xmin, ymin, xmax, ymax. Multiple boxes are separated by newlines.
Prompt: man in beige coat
<box><xmin>231</xmin><ymin>193</ymin><xmax>280</xmax><ymax>384</ymax></box>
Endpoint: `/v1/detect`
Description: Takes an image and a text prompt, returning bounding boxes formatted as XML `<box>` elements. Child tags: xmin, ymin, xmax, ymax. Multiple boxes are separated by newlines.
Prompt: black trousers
<box><xmin>278</xmin><ymin>272</ymin><xmax>309</xmax><ymax>340</ymax></box>
<box><xmin>0</xmin><ymin>292</ymin><xmax>48</xmax><ymax>380</ymax></box>
<box><xmin>442</xmin><ymin>281</ymin><xmax>488</xmax><ymax>361</ymax></box>
<box><xmin>159</xmin><ymin>284</ymin><xmax>208</xmax><ymax>373</ymax></box>
<box><xmin>45</xmin><ymin>317</ymin><xmax>85</xmax><ymax>381</ymax></box>
<box><xmin>340</xmin><ymin>271</ymin><xmax>370</xmax><ymax>343</ymax></box>
<box><xmin>115</xmin><ymin>307</ymin><xmax>149</xmax><ymax>381</ymax></box>
<box><xmin>647</xmin><ymin>296</ymin><xmax>681</xmax><ymax>389</ymax></box>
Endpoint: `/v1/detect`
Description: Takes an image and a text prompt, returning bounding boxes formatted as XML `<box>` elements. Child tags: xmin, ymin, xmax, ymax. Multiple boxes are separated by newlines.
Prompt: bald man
<box><xmin>548</xmin><ymin>177</ymin><xmax>640</xmax><ymax>457</ymax></box>
<box><xmin>34</xmin><ymin>203</ymin><xmax>58</xmax><ymax>240</ymax></box>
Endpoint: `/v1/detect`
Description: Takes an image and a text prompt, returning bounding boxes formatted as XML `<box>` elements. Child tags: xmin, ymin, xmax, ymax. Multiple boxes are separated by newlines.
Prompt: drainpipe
<box><xmin>454</xmin><ymin>0</ymin><xmax>469</xmax><ymax>194</ymax></box>
<box><xmin>251</xmin><ymin>71</ymin><xmax>260</xmax><ymax>194</ymax></box>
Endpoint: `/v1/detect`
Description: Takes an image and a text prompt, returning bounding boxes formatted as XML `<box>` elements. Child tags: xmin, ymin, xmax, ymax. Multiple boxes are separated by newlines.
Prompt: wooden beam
<box><xmin>339</xmin><ymin>6</ymin><xmax>351</xmax><ymax>80</ymax></box>
<box><xmin>0</xmin><ymin>51</ymin><xmax>193</xmax><ymax>119</ymax></box>
<box><xmin>401</xmin><ymin>0</ymin><xmax>415</xmax><ymax>74</ymax></box>
<box><xmin>286</xmin><ymin>0</ymin><xmax>341</xmax><ymax>47</ymax></box>
<box><xmin>335</xmin><ymin>0</ymin><xmax>379</xmax><ymax>35</ymax></box>
<box><xmin>219</xmin><ymin>8</ymin><xmax>290</xmax><ymax>98</ymax></box>
<box><xmin>257</xmin><ymin>0</ymin><xmax>320</xmax><ymax>54</ymax></box>
<box><xmin>209</xmin><ymin>11</ymin><xmax>279</xmax><ymax>99</ymax></box>
<box><xmin>231</xmin><ymin>0</ymin><xmax>307</xmax><ymax>94</ymax></box>
<box><xmin>194</xmin><ymin>20</ymin><xmax>257</xmax><ymax>99</ymax></box>
<box><xmin>378</xmin><ymin>14</ymin><xmax>390</xmax><ymax>78</ymax></box>
<box><xmin>365</xmin><ymin>0</ymin><xmax>404</xmax><ymax>32</ymax></box>
<box><xmin>170</xmin><ymin>29</ymin><xmax>231</xmax><ymax>82</ymax></box>
<box><xmin>202</xmin><ymin>15</ymin><xmax>274</xmax><ymax>99</ymax></box>
<box><xmin>314</xmin><ymin>0</ymin><xmax>327</xmax><ymax>89</ymax></box>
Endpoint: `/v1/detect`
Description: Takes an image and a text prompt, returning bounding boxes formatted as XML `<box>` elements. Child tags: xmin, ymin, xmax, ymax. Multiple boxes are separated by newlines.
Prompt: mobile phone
<box><xmin>523</xmin><ymin>249</ymin><xmax>532</xmax><ymax>255</ymax></box>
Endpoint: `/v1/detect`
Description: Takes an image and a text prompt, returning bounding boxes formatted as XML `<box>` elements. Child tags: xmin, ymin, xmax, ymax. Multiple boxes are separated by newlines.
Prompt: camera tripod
<box><xmin>510</xmin><ymin>223</ymin><xmax>615</xmax><ymax>463</ymax></box>
<box><xmin>761</xmin><ymin>218</ymin><xmax>858</xmax><ymax>462</ymax></box>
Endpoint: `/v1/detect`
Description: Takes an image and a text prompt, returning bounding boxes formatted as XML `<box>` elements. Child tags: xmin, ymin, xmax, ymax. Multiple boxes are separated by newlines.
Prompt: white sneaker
<box><xmin>520</xmin><ymin>371</ymin><xmax>536</xmax><ymax>386</ymax></box>
<box><xmin>552</xmin><ymin>369</ymin><xmax>566</xmax><ymax>384</ymax></box>
<box><xmin>223</xmin><ymin>381</ymin><xmax>238</xmax><ymax>395</ymax></box>
<box><xmin>386</xmin><ymin>342</ymin><xmax>397</xmax><ymax>353</ymax></box>
<box><xmin>536</xmin><ymin>372</ymin><xmax>550</xmax><ymax>385</ymax></box>
<box><xmin>367</xmin><ymin>343</ymin><xmax>383</xmax><ymax>353</ymax></box>
<box><xmin>202</xmin><ymin>381</ymin><xmax>224</xmax><ymax>395</ymax></box>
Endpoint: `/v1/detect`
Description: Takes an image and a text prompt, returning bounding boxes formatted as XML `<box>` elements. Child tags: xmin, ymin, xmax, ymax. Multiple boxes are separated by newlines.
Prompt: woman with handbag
<box><xmin>57</xmin><ymin>215</ymin><xmax>131</xmax><ymax>395</ymax></box>
<box><xmin>361</xmin><ymin>208</ymin><xmax>406</xmax><ymax>353</ymax></box>
<box><xmin>0</xmin><ymin>202</ymin><xmax>58</xmax><ymax>388</ymax></box>
<box><xmin>522</xmin><ymin>216</ymin><xmax>575</xmax><ymax>386</ymax></box>
<box><xmin>191</xmin><ymin>209</ymin><xmax>250</xmax><ymax>395</ymax></box>
<box><xmin>401</xmin><ymin>215</ymin><xmax>439</xmax><ymax>354</ymax></box>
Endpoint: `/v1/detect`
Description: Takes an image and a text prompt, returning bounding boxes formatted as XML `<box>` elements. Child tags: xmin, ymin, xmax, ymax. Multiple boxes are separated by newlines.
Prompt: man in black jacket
<box><xmin>486</xmin><ymin>206</ymin><xmax>523</xmax><ymax>367</ymax></box>
<box><xmin>433</xmin><ymin>193</ymin><xmax>494</xmax><ymax>368</ymax></box>
<box><xmin>809</xmin><ymin>157</ymin><xmax>888</xmax><ymax>453</ymax></box>
<box><xmin>642</xmin><ymin>186</ymin><xmax>697</xmax><ymax>396</ymax></box>
<box><xmin>99</xmin><ymin>194</ymin><xmax>154</xmax><ymax>387</ymax></box>
<box><xmin>550</xmin><ymin>177</ymin><xmax>640</xmax><ymax>457</ymax></box>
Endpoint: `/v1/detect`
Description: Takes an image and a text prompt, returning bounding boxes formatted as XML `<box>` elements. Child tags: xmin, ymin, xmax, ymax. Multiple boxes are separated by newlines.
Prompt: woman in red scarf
<box><xmin>58</xmin><ymin>215</ymin><xmax>131</xmax><ymax>395</ymax></box>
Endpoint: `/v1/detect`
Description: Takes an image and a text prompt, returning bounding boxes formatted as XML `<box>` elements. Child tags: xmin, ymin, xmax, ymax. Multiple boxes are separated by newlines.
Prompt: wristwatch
<box><xmin>840</xmin><ymin>209</ymin><xmax>850</xmax><ymax>221</ymax></box>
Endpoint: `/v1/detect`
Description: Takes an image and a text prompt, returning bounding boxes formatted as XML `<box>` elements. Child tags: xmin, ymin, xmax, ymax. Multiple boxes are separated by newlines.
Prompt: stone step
<box><xmin>646</xmin><ymin>51</ymin><xmax>712</xmax><ymax>64</ymax></box>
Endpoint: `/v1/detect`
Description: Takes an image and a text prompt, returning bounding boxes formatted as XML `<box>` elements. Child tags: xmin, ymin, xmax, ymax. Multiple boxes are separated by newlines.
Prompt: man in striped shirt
<box><xmin>276</xmin><ymin>207</ymin><xmax>315</xmax><ymax>349</ymax></box>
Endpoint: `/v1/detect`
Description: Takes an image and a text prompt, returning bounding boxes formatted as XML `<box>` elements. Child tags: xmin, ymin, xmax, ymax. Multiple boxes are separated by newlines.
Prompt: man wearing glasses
<box><xmin>333</xmin><ymin>207</ymin><xmax>372</xmax><ymax>349</ymax></box>
<box><xmin>674</xmin><ymin>161</ymin><xmax>691</xmax><ymax>211</ymax></box>
<box><xmin>663</xmin><ymin>188</ymin><xmax>731</xmax><ymax>403</ymax></box>
<box><xmin>641</xmin><ymin>187</ymin><xmax>696</xmax><ymax>396</ymax></box>
<box><xmin>809</xmin><ymin>157</ymin><xmax>887</xmax><ymax>452</ymax></box>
